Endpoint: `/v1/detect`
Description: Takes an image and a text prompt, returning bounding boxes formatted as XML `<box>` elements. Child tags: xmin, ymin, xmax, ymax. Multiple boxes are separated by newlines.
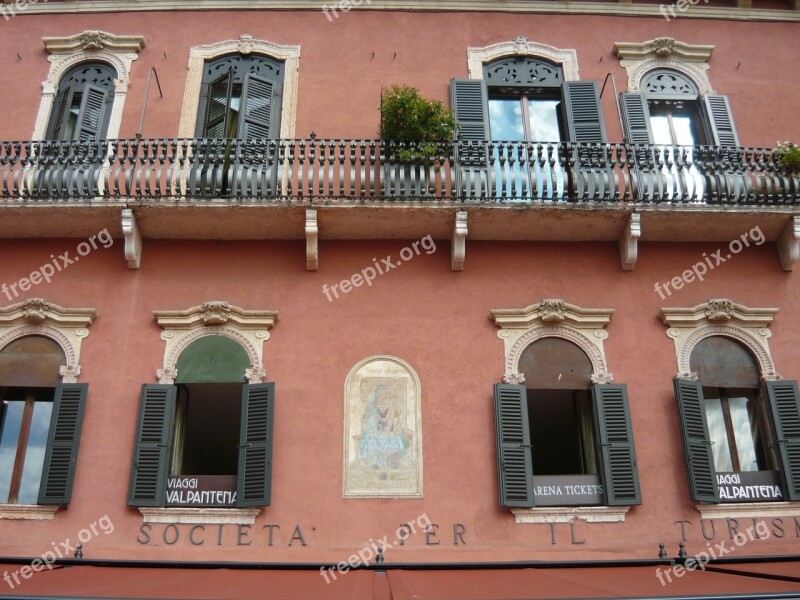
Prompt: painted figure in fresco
<box><xmin>357</xmin><ymin>384</ymin><xmax>411</xmax><ymax>469</ymax></box>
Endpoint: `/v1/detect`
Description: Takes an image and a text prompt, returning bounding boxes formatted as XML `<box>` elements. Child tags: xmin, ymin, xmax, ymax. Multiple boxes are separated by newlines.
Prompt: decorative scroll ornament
<box><xmin>238</xmin><ymin>34</ymin><xmax>255</xmax><ymax>55</ymax></box>
<box><xmin>80</xmin><ymin>31</ymin><xmax>108</xmax><ymax>50</ymax></box>
<box><xmin>202</xmin><ymin>301</ymin><xmax>231</xmax><ymax>324</ymax></box>
<box><xmin>23</xmin><ymin>298</ymin><xmax>49</xmax><ymax>323</ymax></box>
<box><xmin>705</xmin><ymin>299</ymin><xmax>734</xmax><ymax>321</ymax></box>
<box><xmin>503</xmin><ymin>372</ymin><xmax>526</xmax><ymax>385</ymax></box>
<box><xmin>513</xmin><ymin>35</ymin><xmax>528</xmax><ymax>54</ymax></box>
<box><xmin>652</xmin><ymin>37</ymin><xmax>678</xmax><ymax>57</ymax></box>
<box><xmin>539</xmin><ymin>299</ymin><xmax>567</xmax><ymax>322</ymax></box>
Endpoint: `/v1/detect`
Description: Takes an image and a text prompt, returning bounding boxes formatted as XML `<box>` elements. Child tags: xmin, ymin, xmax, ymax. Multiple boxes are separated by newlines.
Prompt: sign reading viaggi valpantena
<box><xmin>716</xmin><ymin>471</ymin><xmax>784</xmax><ymax>502</ymax></box>
<box><xmin>166</xmin><ymin>476</ymin><xmax>237</xmax><ymax>507</ymax></box>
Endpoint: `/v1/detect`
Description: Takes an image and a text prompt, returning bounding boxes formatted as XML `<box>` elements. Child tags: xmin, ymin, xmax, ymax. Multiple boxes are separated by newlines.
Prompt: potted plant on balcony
<box><xmin>773</xmin><ymin>141</ymin><xmax>800</xmax><ymax>173</ymax></box>
<box><xmin>379</xmin><ymin>85</ymin><xmax>457</xmax><ymax>196</ymax></box>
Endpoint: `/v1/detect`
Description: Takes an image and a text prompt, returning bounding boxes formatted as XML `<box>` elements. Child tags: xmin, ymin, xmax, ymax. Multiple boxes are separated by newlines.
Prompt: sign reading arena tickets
<box><xmin>166</xmin><ymin>475</ymin><xmax>237</xmax><ymax>507</ymax></box>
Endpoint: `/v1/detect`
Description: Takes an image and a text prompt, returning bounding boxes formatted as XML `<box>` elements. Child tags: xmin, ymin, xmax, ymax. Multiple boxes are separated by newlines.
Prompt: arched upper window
<box><xmin>195</xmin><ymin>53</ymin><xmax>284</xmax><ymax>139</ymax></box>
<box><xmin>46</xmin><ymin>62</ymin><xmax>116</xmax><ymax>141</ymax></box>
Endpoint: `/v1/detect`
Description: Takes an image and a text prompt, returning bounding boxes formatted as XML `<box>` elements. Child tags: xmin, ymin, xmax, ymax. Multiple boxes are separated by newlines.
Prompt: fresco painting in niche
<box><xmin>344</xmin><ymin>357</ymin><xmax>422</xmax><ymax>497</ymax></box>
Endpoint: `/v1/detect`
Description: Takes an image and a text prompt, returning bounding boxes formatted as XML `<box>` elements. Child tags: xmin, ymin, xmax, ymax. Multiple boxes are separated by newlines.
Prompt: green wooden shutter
<box><xmin>450</xmin><ymin>79</ymin><xmax>489</xmax><ymax>141</ymax></box>
<box><xmin>74</xmin><ymin>85</ymin><xmax>110</xmax><ymax>141</ymax></box>
<box><xmin>47</xmin><ymin>83</ymin><xmax>74</xmax><ymax>141</ymax></box>
<box><xmin>591</xmin><ymin>384</ymin><xmax>641</xmax><ymax>506</ymax></box>
<box><xmin>674</xmin><ymin>378</ymin><xmax>719</xmax><ymax>502</ymax></box>
<box><xmin>562</xmin><ymin>81</ymin><xmax>607</xmax><ymax>143</ymax></box>
<box><xmin>620</xmin><ymin>93</ymin><xmax>654</xmax><ymax>144</ymax></box>
<box><xmin>128</xmin><ymin>384</ymin><xmax>175</xmax><ymax>507</ymax></box>
<box><xmin>237</xmin><ymin>382</ymin><xmax>275</xmax><ymax>507</ymax></box>
<box><xmin>493</xmin><ymin>384</ymin><xmax>534</xmax><ymax>507</ymax></box>
<box><xmin>37</xmin><ymin>384</ymin><xmax>88</xmax><ymax>505</ymax></box>
<box><xmin>200</xmin><ymin>70</ymin><xmax>234</xmax><ymax>139</ymax></box>
<box><xmin>702</xmin><ymin>95</ymin><xmax>739</xmax><ymax>147</ymax></box>
<box><xmin>764</xmin><ymin>380</ymin><xmax>800</xmax><ymax>502</ymax></box>
<box><xmin>239</xmin><ymin>74</ymin><xmax>278</xmax><ymax>140</ymax></box>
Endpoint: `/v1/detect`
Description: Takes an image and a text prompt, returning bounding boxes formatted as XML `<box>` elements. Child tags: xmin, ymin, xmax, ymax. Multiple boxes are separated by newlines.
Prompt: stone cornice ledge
<box><xmin>10</xmin><ymin>1</ymin><xmax>800</xmax><ymax>22</ymax></box>
<box><xmin>155</xmin><ymin>301</ymin><xmax>278</xmax><ymax>331</ymax></box>
<box><xmin>139</xmin><ymin>507</ymin><xmax>260</xmax><ymax>525</ymax></box>
<box><xmin>695</xmin><ymin>502</ymin><xmax>800</xmax><ymax>520</ymax></box>
<box><xmin>659</xmin><ymin>299</ymin><xmax>777</xmax><ymax>329</ymax></box>
<box><xmin>42</xmin><ymin>30</ymin><xmax>146</xmax><ymax>54</ymax></box>
<box><xmin>492</xmin><ymin>299</ymin><xmax>613</xmax><ymax>330</ymax></box>
<box><xmin>0</xmin><ymin>505</ymin><xmax>59</xmax><ymax>520</ymax></box>
<box><xmin>614</xmin><ymin>37</ymin><xmax>714</xmax><ymax>62</ymax></box>
<box><xmin>512</xmin><ymin>506</ymin><xmax>630</xmax><ymax>524</ymax></box>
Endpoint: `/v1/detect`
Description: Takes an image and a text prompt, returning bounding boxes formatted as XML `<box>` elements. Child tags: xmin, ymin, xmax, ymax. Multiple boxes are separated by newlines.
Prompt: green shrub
<box><xmin>773</xmin><ymin>141</ymin><xmax>800</xmax><ymax>172</ymax></box>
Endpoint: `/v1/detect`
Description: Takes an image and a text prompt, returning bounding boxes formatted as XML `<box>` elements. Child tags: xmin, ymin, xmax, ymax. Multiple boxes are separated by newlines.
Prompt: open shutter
<box><xmin>562</xmin><ymin>81</ymin><xmax>607</xmax><ymax>143</ymax></box>
<box><xmin>450</xmin><ymin>79</ymin><xmax>489</xmax><ymax>141</ymax></box>
<box><xmin>47</xmin><ymin>83</ymin><xmax>74</xmax><ymax>141</ymax></box>
<box><xmin>239</xmin><ymin>74</ymin><xmax>278</xmax><ymax>140</ymax></box>
<box><xmin>37</xmin><ymin>384</ymin><xmax>88</xmax><ymax>505</ymax></box>
<box><xmin>620</xmin><ymin>93</ymin><xmax>654</xmax><ymax>144</ymax></box>
<box><xmin>702</xmin><ymin>95</ymin><xmax>739</xmax><ymax>147</ymax></box>
<box><xmin>592</xmin><ymin>384</ymin><xmax>641</xmax><ymax>506</ymax></box>
<box><xmin>493</xmin><ymin>384</ymin><xmax>534</xmax><ymax>507</ymax></box>
<box><xmin>74</xmin><ymin>85</ymin><xmax>110</xmax><ymax>141</ymax></box>
<box><xmin>764</xmin><ymin>380</ymin><xmax>800</xmax><ymax>502</ymax></box>
<box><xmin>128</xmin><ymin>384</ymin><xmax>175</xmax><ymax>507</ymax></box>
<box><xmin>237</xmin><ymin>382</ymin><xmax>275</xmax><ymax>507</ymax></box>
<box><xmin>674</xmin><ymin>379</ymin><xmax>719</xmax><ymax>502</ymax></box>
<box><xmin>199</xmin><ymin>70</ymin><xmax>234</xmax><ymax>139</ymax></box>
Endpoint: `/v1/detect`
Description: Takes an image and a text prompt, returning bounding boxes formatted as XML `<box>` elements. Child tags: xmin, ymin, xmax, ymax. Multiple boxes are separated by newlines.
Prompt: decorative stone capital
<box><xmin>157</xmin><ymin>368</ymin><xmax>177</xmax><ymax>385</ymax></box>
<box><xmin>245</xmin><ymin>366</ymin><xmax>266</xmax><ymax>384</ymax></box>
<box><xmin>503</xmin><ymin>372</ymin><xmax>526</xmax><ymax>385</ymax></box>
<box><xmin>59</xmin><ymin>365</ymin><xmax>81</xmax><ymax>383</ymax></box>
<box><xmin>591</xmin><ymin>372</ymin><xmax>614</xmax><ymax>384</ymax></box>
<box><xmin>677</xmin><ymin>371</ymin><xmax>699</xmax><ymax>381</ymax></box>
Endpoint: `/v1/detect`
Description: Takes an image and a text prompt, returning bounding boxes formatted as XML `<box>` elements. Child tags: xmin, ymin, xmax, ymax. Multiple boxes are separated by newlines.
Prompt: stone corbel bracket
<box><xmin>306</xmin><ymin>208</ymin><xmax>319</xmax><ymax>271</ymax></box>
<box><xmin>452</xmin><ymin>210</ymin><xmax>468</xmax><ymax>271</ymax></box>
<box><xmin>122</xmin><ymin>209</ymin><xmax>142</xmax><ymax>269</ymax></box>
<box><xmin>659</xmin><ymin>299</ymin><xmax>781</xmax><ymax>381</ymax></box>
<box><xmin>778</xmin><ymin>215</ymin><xmax>800</xmax><ymax>271</ymax></box>
<box><xmin>619</xmin><ymin>212</ymin><xmax>641</xmax><ymax>271</ymax></box>
<box><xmin>0</xmin><ymin>298</ymin><xmax>97</xmax><ymax>384</ymax></box>
<box><xmin>491</xmin><ymin>299</ymin><xmax>614</xmax><ymax>385</ymax></box>
<box><xmin>154</xmin><ymin>302</ymin><xmax>278</xmax><ymax>384</ymax></box>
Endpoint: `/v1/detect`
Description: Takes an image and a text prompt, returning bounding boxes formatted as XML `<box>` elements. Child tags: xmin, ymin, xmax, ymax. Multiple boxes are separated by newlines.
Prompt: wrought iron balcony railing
<box><xmin>0</xmin><ymin>138</ymin><xmax>797</xmax><ymax>205</ymax></box>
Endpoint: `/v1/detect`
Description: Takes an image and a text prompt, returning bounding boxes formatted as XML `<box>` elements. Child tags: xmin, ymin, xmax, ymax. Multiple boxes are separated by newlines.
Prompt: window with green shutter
<box><xmin>46</xmin><ymin>62</ymin><xmax>115</xmax><ymax>141</ymax></box>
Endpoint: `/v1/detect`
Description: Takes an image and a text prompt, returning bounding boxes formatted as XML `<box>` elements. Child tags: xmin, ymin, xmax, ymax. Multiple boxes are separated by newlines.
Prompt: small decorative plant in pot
<box><xmin>773</xmin><ymin>141</ymin><xmax>800</xmax><ymax>173</ymax></box>
<box><xmin>379</xmin><ymin>84</ymin><xmax>457</xmax><ymax>165</ymax></box>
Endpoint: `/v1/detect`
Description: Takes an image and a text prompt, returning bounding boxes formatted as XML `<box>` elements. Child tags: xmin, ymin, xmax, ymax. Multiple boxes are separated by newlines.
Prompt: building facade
<box><xmin>0</xmin><ymin>1</ymin><xmax>799</xmax><ymax>598</ymax></box>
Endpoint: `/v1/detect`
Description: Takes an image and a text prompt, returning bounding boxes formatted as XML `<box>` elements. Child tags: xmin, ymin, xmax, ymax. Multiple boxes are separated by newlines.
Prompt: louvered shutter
<box><xmin>47</xmin><ymin>83</ymin><xmax>74</xmax><ymax>141</ymax></box>
<box><xmin>619</xmin><ymin>93</ymin><xmax>654</xmax><ymax>144</ymax></box>
<box><xmin>592</xmin><ymin>384</ymin><xmax>641</xmax><ymax>506</ymax></box>
<box><xmin>37</xmin><ymin>384</ymin><xmax>88</xmax><ymax>505</ymax></box>
<box><xmin>239</xmin><ymin>74</ymin><xmax>278</xmax><ymax>140</ymax></box>
<box><xmin>562</xmin><ymin>81</ymin><xmax>607</xmax><ymax>143</ymax></box>
<box><xmin>702</xmin><ymin>95</ymin><xmax>739</xmax><ymax>147</ymax></box>
<box><xmin>674</xmin><ymin>379</ymin><xmax>719</xmax><ymax>502</ymax></box>
<box><xmin>74</xmin><ymin>85</ymin><xmax>110</xmax><ymax>141</ymax></box>
<box><xmin>764</xmin><ymin>380</ymin><xmax>800</xmax><ymax>501</ymax></box>
<box><xmin>493</xmin><ymin>384</ymin><xmax>534</xmax><ymax>507</ymax></box>
<box><xmin>450</xmin><ymin>79</ymin><xmax>489</xmax><ymax>141</ymax></box>
<box><xmin>237</xmin><ymin>383</ymin><xmax>275</xmax><ymax>507</ymax></box>
<box><xmin>200</xmin><ymin>70</ymin><xmax>234</xmax><ymax>139</ymax></box>
<box><xmin>128</xmin><ymin>385</ymin><xmax>175</xmax><ymax>507</ymax></box>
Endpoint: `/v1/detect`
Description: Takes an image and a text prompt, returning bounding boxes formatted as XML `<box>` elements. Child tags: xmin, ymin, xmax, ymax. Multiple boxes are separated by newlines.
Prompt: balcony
<box><xmin>0</xmin><ymin>138</ymin><xmax>798</xmax><ymax>269</ymax></box>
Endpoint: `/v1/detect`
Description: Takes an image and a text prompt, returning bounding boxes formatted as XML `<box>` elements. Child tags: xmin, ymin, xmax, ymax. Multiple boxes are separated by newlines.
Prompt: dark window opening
<box><xmin>648</xmin><ymin>99</ymin><xmax>705</xmax><ymax>146</ymax></box>
<box><xmin>0</xmin><ymin>387</ymin><xmax>54</xmax><ymax>504</ymax></box>
<box><xmin>171</xmin><ymin>383</ymin><xmax>242</xmax><ymax>476</ymax></box>
<box><xmin>528</xmin><ymin>389</ymin><xmax>597</xmax><ymax>476</ymax></box>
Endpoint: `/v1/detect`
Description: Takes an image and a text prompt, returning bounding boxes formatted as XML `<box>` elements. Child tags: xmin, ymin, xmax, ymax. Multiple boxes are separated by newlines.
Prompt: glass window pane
<box><xmin>650</xmin><ymin>115</ymin><xmax>672</xmax><ymax>145</ymax></box>
<box><xmin>18</xmin><ymin>401</ymin><xmax>53</xmax><ymax>504</ymax></box>
<box><xmin>0</xmin><ymin>400</ymin><xmax>25</xmax><ymax>503</ymax></box>
<box><xmin>728</xmin><ymin>395</ymin><xmax>759</xmax><ymax>472</ymax></box>
<box><xmin>527</xmin><ymin>99</ymin><xmax>561</xmax><ymax>142</ymax></box>
<box><xmin>671</xmin><ymin>116</ymin><xmax>696</xmax><ymax>146</ymax></box>
<box><xmin>489</xmin><ymin>98</ymin><xmax>525</xmax><ymax>141</ymax></box>
<box><xmin>704</xmin><ymin>396</ymin><xmax>734</xmax><ymax>472</ymax></box>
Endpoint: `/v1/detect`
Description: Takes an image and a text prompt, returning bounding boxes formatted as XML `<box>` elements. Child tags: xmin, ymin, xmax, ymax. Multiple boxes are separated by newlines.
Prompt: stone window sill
<box><xmin>139</xmin><ymin>507</ymin><xmax>260</xmax><ymax>525</ymax></box>
<box><xmin>511</xmin><ymin>506</ymin><xmax>630</xmax><ymax>524</ymax></box>
<box><xmin>0</xmin><ymin>504</ymin><xmax>59</xmax><ymax>520</ymax></box>
<box><xmin>694</xmin><ymin>501</ymin><xmax>800</xmax><ymax>520</ymax></box>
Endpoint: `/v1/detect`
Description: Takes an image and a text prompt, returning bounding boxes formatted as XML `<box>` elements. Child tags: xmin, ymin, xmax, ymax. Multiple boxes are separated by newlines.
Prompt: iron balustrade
<box><xmin>0</xmin><ymin>138</ymin><xmax>796</xmax><ymax>205</ymax></box>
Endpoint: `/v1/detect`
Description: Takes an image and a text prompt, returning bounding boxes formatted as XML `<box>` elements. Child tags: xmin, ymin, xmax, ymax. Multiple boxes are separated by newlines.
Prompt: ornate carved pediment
<box><xmin>202</xmin><ymin>301</ymin><xmax>231</xmax><ymax>325</ymax></box>
<box><xmin>704</xmin><ymin>298</ymin><xmax>734</xmax><ymax>321</ymax></box>
<box><xmin>22</xmin><ymin>298</ymin><xmax>49</xmax><ymax>323</ymax></box>
<box><xmin>42</xmin><ymin>30</ymin><xmax>146</xmax><ymax>54</ymax></box>
<box><xmin>613</xmin><ymin>37</ymin><xmax>714</xmax><ymax>62</ymax></box>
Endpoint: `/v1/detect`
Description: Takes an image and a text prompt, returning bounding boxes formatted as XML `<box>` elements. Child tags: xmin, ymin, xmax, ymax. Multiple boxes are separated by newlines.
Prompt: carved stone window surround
<box><xmin>0</xmin><ymin>298</ymin><xmax>97</xmax><ymax>384</ymax></box>
<box><xmin>154</xmin><ymin>301</ymin><xmax>278</xmax><ymax>384</ymax></box>
<box><xmin>467</xmin><ymin>36</ymin><xmax>579</xmax><ymax>82</ymax></box>
<box><xmin>33</xmin><ymin>30</ymin><xmax>146</xmax><ymax>140</ymax></box>
<box><xmin>613</xmin><ymin>37</ymin><xmax>715</xmax><ymax>94</ymax></box>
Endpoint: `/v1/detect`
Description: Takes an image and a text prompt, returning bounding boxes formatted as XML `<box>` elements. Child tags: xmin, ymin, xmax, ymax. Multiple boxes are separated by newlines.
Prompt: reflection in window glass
<box><xmin>0</xmin><ymin>401</ymin><xmax>24</xmax><ymax>503</ymax></box>
<box><xmin>527</xmin><ymin>99</ymin><xmax>561</xmax><ymax>142</ymax></box>
<box><xmin>704</xmin><ymin>396</ymin><xmax>733</xmax><ymax>472</ymax></box>
<box><xmin>729</xmin><ymin>396</ymin><xmax>758</xmax><ymax>472</ymax></box>
<box><xmin>488</xmin><ymin>99</ymin><xmax>525</xmax><ymax>141</ymax></box>
<box><xmin>18</xmin><ymin>402</ymin><xmax>53</xmax><ymax>504</ymax></box>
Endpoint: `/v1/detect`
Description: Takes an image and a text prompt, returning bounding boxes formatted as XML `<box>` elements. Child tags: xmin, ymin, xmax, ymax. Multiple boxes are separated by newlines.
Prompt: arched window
<box><xmin>0</xmin><ymin>335</ymin><xmax>86</xmax><ymax>507</ymax></box>
<box><xmin>195</xmin><ymin>54</ymin><xmax>283</xmax><ymax>139</ymax></box>
<box><xmin>46</xmin><ymin>62</ymin><xmax>116</xmax><ymax>141</ymax></box>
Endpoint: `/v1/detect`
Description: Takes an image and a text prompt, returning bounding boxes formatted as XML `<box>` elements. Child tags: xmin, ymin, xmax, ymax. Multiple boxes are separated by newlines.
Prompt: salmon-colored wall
<box><xmin>0</xmin><ymin>11</ymin><xmax>797</xmax><ymax>145</ymax></box>
<box><xmin>0</xmin><ymin>236</ymin><xmax>799</xmax><ymax>562</ymax></box>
